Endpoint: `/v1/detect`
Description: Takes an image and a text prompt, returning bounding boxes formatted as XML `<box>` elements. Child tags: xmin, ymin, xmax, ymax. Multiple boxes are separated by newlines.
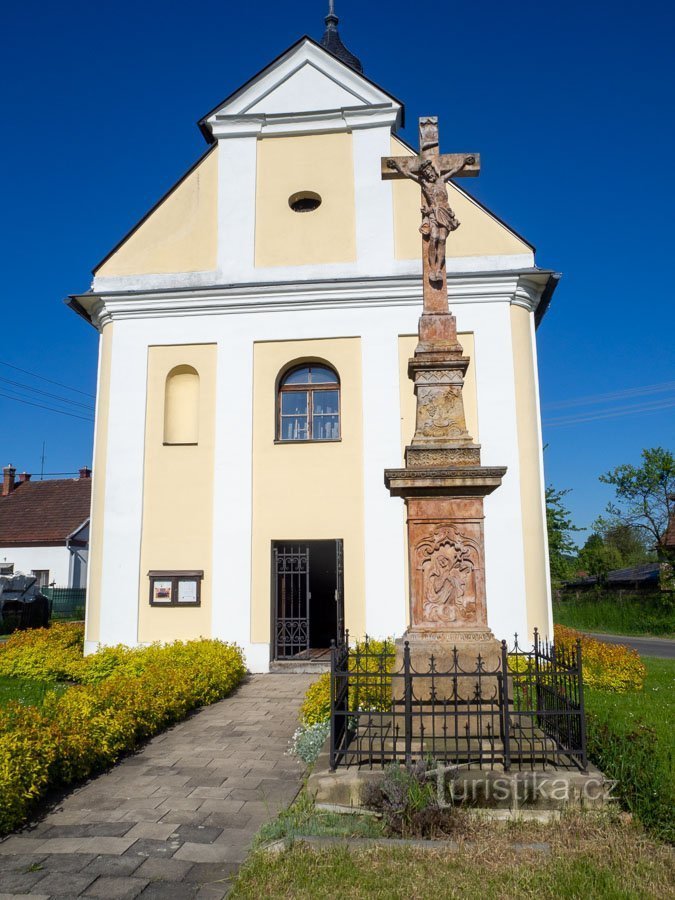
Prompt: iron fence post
<box><xmin>329</xmin><ymin>639</ymin><xmax>336</xmax><ymax>771</ymax></box>
<box><xmin>403</xmin><ymin>641</ymin><xmax>412</xmax><ymax>766</ymax></box>
<box><xmin>576</xmin><ymin>638</ymin><xmax>588</xmax><ymax>771</ymax></box>
<box><xmin>500</xmin><ymin>639</ymin><xmax>511</xmax><ymax>772</ymax></box>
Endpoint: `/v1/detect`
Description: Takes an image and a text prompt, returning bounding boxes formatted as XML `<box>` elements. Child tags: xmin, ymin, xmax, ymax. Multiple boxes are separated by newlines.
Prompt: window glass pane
<box><xmin>312</xmin><ymin>390</ymin><xmax>339</xmax><ymax>415</ymax></box>
<box><xmin>313</xmin><ymin>414</ymin><xmax>340</xmax><ymax>440</ymax></box>
<box><xmin>309</xmin><ymin>366</ymin><xmax>336</xmax><ymax>383</ymax></box>
<box><xmin>282</xmin><ymin>416</ymin><xmax>308</xmax><ymax>440</ymax></box>
<box><xmin>281</xmin><ymin>392</ymin><xmax>308</xmax><ymax>415</ymax></box>
<box><xmin>283</xmin><ymin>367</ymin><xmax>311</xmax><ymax>385</ymax></box>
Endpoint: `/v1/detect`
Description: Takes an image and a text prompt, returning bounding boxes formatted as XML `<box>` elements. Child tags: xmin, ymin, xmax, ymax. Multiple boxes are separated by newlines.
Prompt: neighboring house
<box><xmin>67</xmin><ymin>15</ymin><xmax>558</xmax><ymax>668</ymax></box>
<box><xmin>0</xmin><ymin>466</ymin><xmax>92</xmax><ymax>588</ymax></box>
<box><xmin>665</xmin><ymin>495</ymin><xmax>675</xmax><ymax>552</ymax></box>
<box><xmin>564</xmin><ymin>563</ymin><xmax>662</xmax><ymax>593</ymax></box>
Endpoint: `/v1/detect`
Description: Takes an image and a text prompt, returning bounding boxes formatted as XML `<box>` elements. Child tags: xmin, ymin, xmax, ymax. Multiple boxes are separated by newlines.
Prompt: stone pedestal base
<box><xmin>392</xmin><ymin>631</ymin><xmax>504</xmax><ymax>738</ymax></box>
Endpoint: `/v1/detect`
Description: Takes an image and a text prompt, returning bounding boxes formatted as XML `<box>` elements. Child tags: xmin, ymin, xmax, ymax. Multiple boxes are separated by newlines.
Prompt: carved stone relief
<box><xmin>406</xmin><ymin>447</ymin><xmax>480</xmax><ymax>468</ymax></box>
<box><xmin>416</xmin><ymin>386</ymin><xmax>467</xmax><ymax>438</ymax></box>
<box><xmin>415</xmin><ymin>527</ymin><xmax>479</xmax><ymax>625</ymax></box>
<box><xmin>414</xmin><ymin>369</ymin><xmax>464</xmax><ymax>386</ymax></box>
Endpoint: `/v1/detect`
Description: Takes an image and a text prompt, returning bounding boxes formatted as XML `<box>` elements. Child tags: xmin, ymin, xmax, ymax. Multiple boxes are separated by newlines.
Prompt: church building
<box><xmin>69</xmin><ymin>11</ymin><xmax>558</xmax><ymax>671</ymax></box>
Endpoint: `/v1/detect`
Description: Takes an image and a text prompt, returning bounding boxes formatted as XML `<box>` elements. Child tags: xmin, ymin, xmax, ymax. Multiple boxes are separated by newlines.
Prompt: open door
<box><xmin>273</xmin><ymin>539</ymin><xmax>344</xmax><ymax>660</ymax></box>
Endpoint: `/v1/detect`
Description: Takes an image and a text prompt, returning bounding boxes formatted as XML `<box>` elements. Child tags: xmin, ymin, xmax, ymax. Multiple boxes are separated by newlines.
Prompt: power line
<box><xmin>542</xmin><ymin>380</ymin><xmax>675</xmax><ymax>412</ymax></box>
<box><xmin>0</xmin><ymin>360</ymin><xmax>95</xmax><ymax>399</ymax></box>
<box><xmin>0</xmin><ymin>376</ymin><xmax>95</xmax><ymax>412</ymax></box>
<box><xmin>543</xmin><ymin>397</ymin><xmax>675</xmax><ymax>428</ymax></box>
<box><xmin>0</xmin><ymin>391</ymin><xmax>94</xmax><ymax>423</ymax></box>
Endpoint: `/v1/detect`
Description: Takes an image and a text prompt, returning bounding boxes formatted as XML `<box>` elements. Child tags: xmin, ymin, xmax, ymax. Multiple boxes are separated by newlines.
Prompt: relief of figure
<box><xmin>418</xmin><ymin>531</ymin><xmax>478</xmax><ymax>625</ymax></box>
<box><xmin>417</xmin><ymin>387</ymin><xmax>465</xmax><ymax>437</ymax></box>
<box><xmin>386</xmin><ymin>155</ymin><xmax>475</xmax><ymax>283</ymax></box>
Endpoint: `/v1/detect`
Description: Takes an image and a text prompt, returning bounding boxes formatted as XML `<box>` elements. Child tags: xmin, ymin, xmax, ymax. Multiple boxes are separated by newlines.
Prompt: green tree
<box><xmin>577</xmin><ymin>532</ymin><xmax>622</xmax><ymax>579</ymax></box>
<box><xmin>599</xmin><ymin>447</ymin><xmax>675</xmax><ymax>558</ymax></box>
<box><xmin>601</xmin><ymin>523</ymin><xmax>653</xmax><ymax>566</ymax></box>
<box><xmin>546</xmin><ymin>485</ymin><xmax>582</xmax><ymax>587</ymax></box>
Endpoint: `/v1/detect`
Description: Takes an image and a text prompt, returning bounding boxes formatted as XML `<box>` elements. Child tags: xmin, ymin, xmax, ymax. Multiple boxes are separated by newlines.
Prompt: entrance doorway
<box><xmin>272</xmin><ymin>540</ymin><xmax>344</xmax><ymax>660</ymax></box>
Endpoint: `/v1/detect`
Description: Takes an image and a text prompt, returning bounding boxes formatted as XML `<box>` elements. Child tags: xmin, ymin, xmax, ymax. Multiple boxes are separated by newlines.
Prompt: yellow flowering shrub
<box><xmin>554</xmin><ymin>625</ymin><xmax>646</xmax><ymax>692</ymax></box>
<box><xmin>299</xmin><ymin>638</ymin><xmax>395</xmax><ymax>726</ymax></box>
<box><xmin>300</xmin><ymin>674</ymin><xmax>331</xmax><ymax>726</ymax></box>
<box><xmin>0</xmin><ymin>633</ymin><xmax>246</xmax><ymax>835</ymax></box>
<box><xmin>0</xmin><ymin>623</ymin><xmax>87</xmax><ymax>681</ymax></box>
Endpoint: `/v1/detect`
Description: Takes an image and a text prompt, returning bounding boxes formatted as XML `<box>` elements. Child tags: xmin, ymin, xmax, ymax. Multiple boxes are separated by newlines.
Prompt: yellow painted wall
<box><xmin>138</xmin><ymin>344</ymin><xmax>217</xmax><ymax>642</ymax></box>
<box><xmin>255</xmin><ymin>133</ymin><xmax>357</xmax><ymax>268</ymax></box>
<box><xmin>85</xmin><ymin>322</ymin><xmax>114</xmax><ymax>643</ymax></box>
<box><xmin>510</xmin><ymin>306</ymin><xmax>550</xmax><ymax>638</ymax></box>
<box><xmin>96</xmin><ymin>148</ymin><xmax>218</xmax><ymax>277</ymax></box>
<box><xmin>164</xmin><ymin>365</ymin><xmax>200</xmax><ymax>444</ymax></box>
<box><xmin>251</xmin><ymin>338</ymin><xmax>365</xmax><ymax>646</ymax></box>
<box><xmin>397</xmin><ymin>333</ymin><xmax>479</xmax><ymax>618</ymax></box>
<box><xmin>390</xmin><ymin>137</ymin><xmax>530</xmax><ymax>260</ymax></box>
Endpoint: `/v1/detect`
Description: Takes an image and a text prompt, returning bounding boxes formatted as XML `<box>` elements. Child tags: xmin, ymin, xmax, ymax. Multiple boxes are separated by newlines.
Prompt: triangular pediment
<box><xmin>199</xmin><ymin>36</ymin><xmax>403</xmax><ymax>140</ymax></box>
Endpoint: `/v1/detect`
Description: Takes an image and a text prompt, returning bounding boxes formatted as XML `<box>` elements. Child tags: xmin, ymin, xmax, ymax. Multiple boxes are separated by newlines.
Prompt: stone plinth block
<box><xmin>393</xmin><ymin>632</ymin><xmax>503</xmax><ymax>709</ymax></box>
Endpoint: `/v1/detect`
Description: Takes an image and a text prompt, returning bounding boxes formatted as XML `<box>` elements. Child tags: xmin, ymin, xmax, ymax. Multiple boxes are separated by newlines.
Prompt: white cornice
<box><xmin>80</xmin><ymin>272</ymin><xmax>547</xmax><ymax>330</ymax></box>
<box><xmin>210</xmin><ymin>104</ymin><xmax>400</xmax><ymax>140</ymax></box>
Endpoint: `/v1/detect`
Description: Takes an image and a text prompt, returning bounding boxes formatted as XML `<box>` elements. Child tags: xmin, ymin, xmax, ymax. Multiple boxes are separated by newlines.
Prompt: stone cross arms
<box><xmin>382</xmin><ymin>117</ymin><xmax>480</xmax><ymax>312</ymax></box>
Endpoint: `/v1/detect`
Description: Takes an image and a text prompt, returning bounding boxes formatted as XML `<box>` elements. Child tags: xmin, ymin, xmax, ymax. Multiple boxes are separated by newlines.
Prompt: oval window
<box><xmin>289</xmin><ymin>191</ymin><xmax>322</xmax><ymax>213</ymax></box>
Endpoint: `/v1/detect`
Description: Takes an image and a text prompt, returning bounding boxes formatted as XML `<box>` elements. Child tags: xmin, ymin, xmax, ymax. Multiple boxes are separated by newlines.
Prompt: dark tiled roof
<box><xmin>320</xmin><ymin>11</ymin><xmax>363</xmax><ymax>73</ymax></box>
<box><xmin>0</xmin><ymin>479</ymin><xmax>91</xmax><ymax>545</ymax></box>
<box><xmin>565</xmin><ymin>563</ymin><xmax>660</xmax><ymax>588</ymax></box>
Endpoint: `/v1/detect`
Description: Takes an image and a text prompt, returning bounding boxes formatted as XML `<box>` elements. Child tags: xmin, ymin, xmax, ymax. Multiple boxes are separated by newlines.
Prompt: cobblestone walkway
<box><xmin>0</xmin><ymin>674</ymin><xmax>311</xmax><ymax>898</ymax></box>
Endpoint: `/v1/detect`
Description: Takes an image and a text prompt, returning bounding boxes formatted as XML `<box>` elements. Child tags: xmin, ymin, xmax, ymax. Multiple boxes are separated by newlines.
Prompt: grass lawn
<box><xmin>553</xmin><ymin>594</ymin><xmax>674</xmax><ymax>637</ymax></box>
<box><xmin>584</xmin><ymin>657</ymin><xmax>674</xmax><ymax>841</ymax></box>
<box><xmin>586</xmin><ymin>657</ymin><xmax>674</xmax><ymax>749</ymax></box>
<box><xmin>0</xmin><ymin>675</ymin><xmax>65</xmax><ymax>708</ymax></box>
<box><xmin>231</xmin><ymin>813</ymin><xmax>674</xmax><ymax>899</ymax></box>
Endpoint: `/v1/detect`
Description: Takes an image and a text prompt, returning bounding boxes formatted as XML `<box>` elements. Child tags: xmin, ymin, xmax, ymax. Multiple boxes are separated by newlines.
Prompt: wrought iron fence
<box><xmin>329</xmin><ymin>630</ymin><xmax>587</xmax><ymax>772</ymax></box>
<box><xmin>43</xmin><ymin>587</ymin><xmax>86</xmax><ymax>621</ymax></box>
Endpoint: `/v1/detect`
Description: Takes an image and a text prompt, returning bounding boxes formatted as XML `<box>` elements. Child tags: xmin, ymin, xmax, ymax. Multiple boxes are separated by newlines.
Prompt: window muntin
<box><xmin>31</xmin><ymin>570</ymin><xmax>50</xmax><ymax>588</ymax></box>
<box><xmin>278</xmin><ymin>364</ymin><xmax>340</xmax><ymax>442</ymax></box>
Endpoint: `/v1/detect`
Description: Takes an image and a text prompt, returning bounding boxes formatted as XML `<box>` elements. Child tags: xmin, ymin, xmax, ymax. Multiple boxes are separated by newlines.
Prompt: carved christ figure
<box><xmin>386</xmin><ymin>155</ymin><xmax>475</xmax><ymax>283</ymax></box>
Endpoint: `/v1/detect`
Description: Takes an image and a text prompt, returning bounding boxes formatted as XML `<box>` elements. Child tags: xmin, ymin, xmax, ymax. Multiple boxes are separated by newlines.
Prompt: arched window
<box><xmin>278</xmin><ymin>364</ymin><xmax>340</xmax><ymax>442</ymax></box>
<box><xmin>164</xmin><ymin>365</ymin><xmax>199</xmax><ymax>444</ymax></box>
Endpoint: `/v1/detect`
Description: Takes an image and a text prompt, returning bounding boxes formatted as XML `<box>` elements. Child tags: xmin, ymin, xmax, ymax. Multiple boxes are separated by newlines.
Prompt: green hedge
<box><xmin>0</xmin><ymin>625</ymin><xmax>247</xmax><ymax>834</ymax></box>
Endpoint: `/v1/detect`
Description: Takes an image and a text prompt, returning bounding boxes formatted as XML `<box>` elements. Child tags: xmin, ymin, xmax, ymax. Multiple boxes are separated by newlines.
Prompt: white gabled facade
<box><xmin>72</xmin><ymin>36</ymin><xmax>556</xmax><ymax>669</ymax></box>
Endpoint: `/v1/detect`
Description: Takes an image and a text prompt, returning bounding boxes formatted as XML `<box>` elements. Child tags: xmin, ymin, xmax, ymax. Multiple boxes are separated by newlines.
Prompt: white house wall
<box><xmin>0</xmin><ymin>546</ymin><xmax>72</xmax><ymax>586</ymax></box>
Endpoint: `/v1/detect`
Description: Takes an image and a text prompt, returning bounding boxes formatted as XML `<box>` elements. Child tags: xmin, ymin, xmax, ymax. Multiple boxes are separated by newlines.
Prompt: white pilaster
<box><xmin>351</xmin><ymin>125</ymin><xmax>396</xmax><ymax>276</ymax></box>
<box><xmin>210</xmin><ymin>323</ymin><xmax>255</xmax><ymax>657</ymax></box>
<box><xmin>98</xmin><ymin>322</ymin><xmax>148</xmax><ymax>646</ymax></box>
<box><xmin>217</xmin><ymin>133</ymin><xmax>259</xmax><ymax>283</ymax></box>
<box><xmin>359</xmin><ymin>315</ymin><xmax>411</xmax><ymax>638</ymax></box>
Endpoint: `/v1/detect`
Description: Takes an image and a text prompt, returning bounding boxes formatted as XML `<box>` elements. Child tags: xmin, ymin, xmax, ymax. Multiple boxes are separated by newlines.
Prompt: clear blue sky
<box><xmin>2</xmin><ymin>0</ymin><xmax>673</xmax><ymax>540</ymax></box>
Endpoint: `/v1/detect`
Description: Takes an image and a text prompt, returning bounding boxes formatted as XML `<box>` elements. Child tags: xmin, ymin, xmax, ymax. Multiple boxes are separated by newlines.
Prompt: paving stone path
<box><xmin>0</xmin><ymin>674</ymin><xmax>312</xmax><ymax>899</ymax></box>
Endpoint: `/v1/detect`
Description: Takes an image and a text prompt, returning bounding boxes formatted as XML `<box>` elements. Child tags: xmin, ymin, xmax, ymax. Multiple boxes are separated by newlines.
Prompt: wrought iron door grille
<box><xmin>274</xmin><ymin>545</ymin><xmax>310</xmax><ymax>658</ymax></box>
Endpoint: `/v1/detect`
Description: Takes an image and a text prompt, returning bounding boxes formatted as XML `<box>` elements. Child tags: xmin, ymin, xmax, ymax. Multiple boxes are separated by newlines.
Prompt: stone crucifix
<box><xmin>382</xmin><ymin>117</ymin><xmax>480</xmax><ymax>313</ymax></box>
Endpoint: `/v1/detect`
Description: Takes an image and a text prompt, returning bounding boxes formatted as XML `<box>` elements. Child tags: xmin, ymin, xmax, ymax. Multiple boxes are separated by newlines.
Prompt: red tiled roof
<box><xmin>0</xmin><ymin>479</ymin><xmax>91</xmax><ymax>545</ymax></box>
<box><xmin>665</xmin><ymin>514</ymin><xmax>675</xmax><ymax>550</ymax></box>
